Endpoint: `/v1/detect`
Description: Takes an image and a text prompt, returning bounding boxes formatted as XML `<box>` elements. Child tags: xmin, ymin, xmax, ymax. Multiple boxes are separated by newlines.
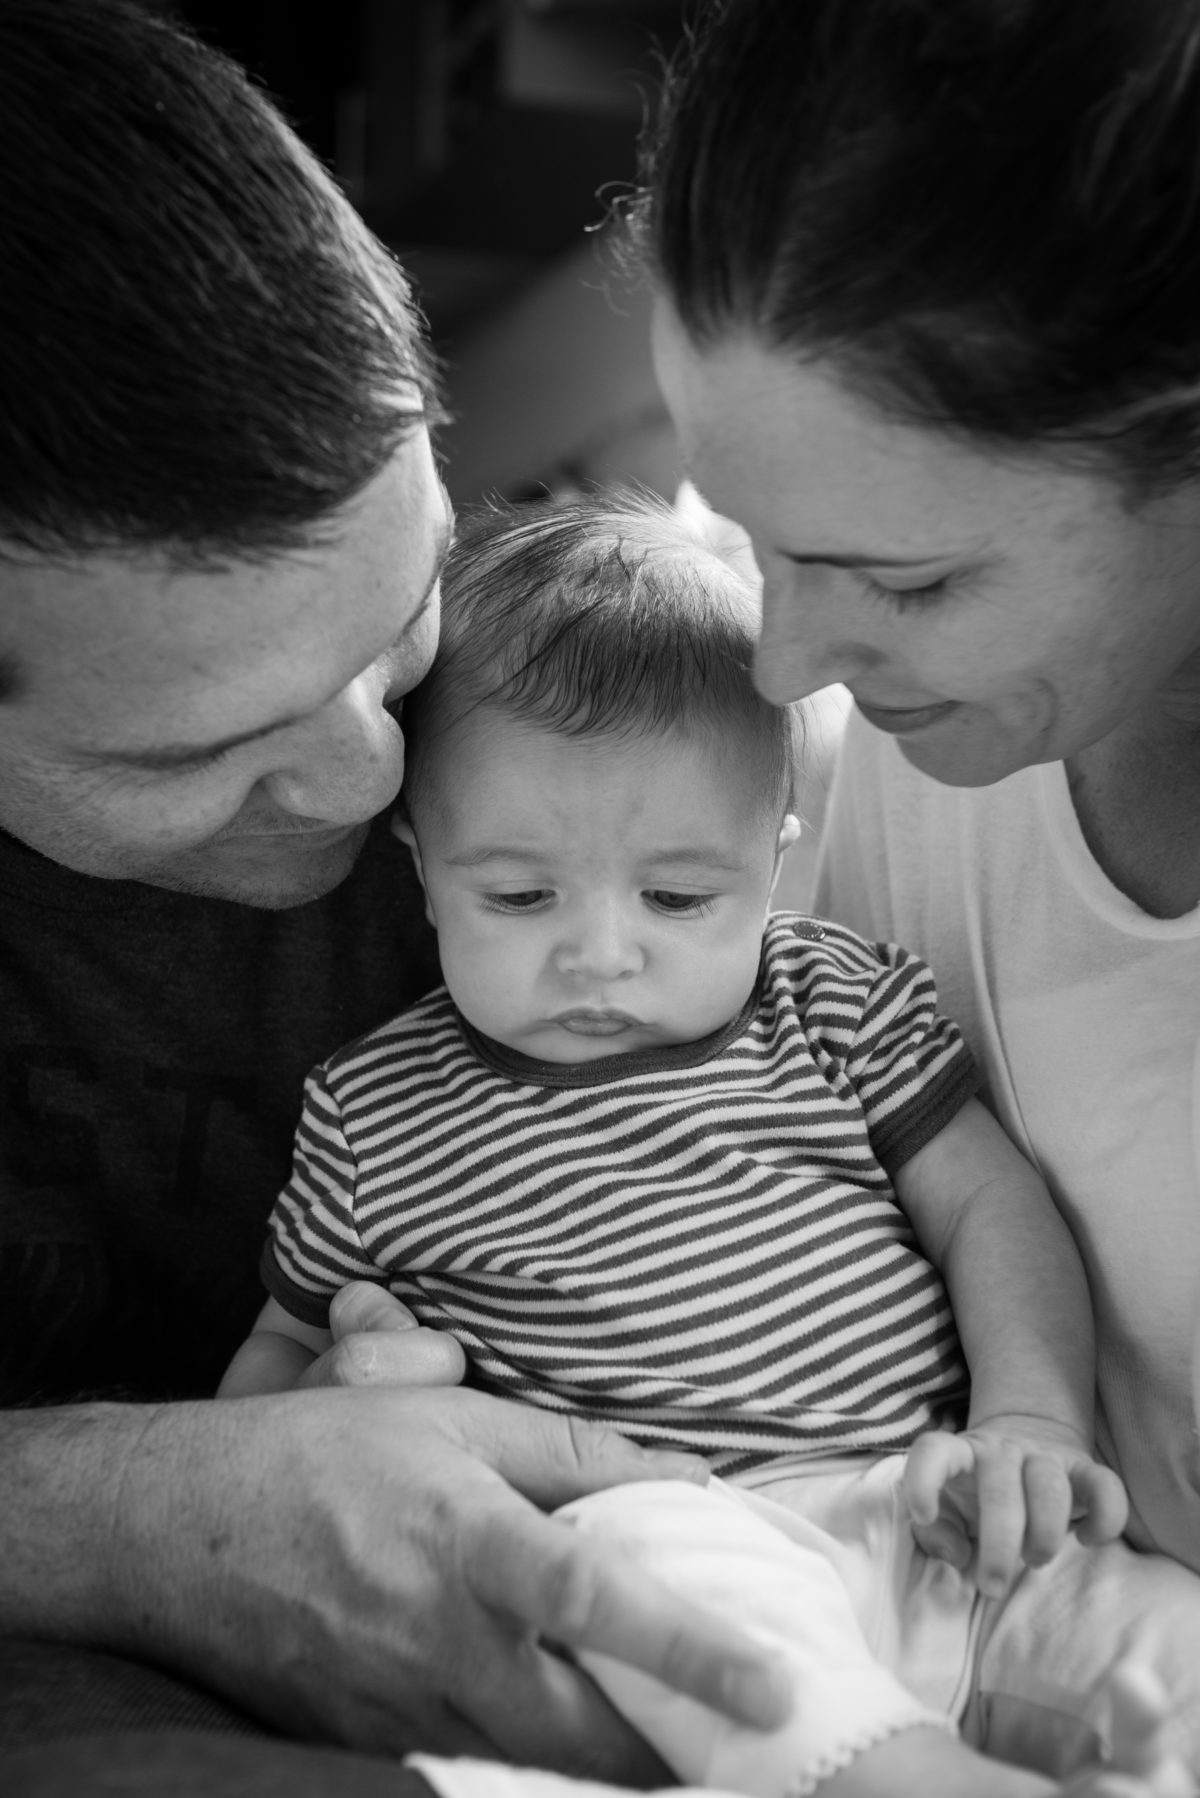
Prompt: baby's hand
<box><xmin>1061</xmin><ymin>1663</ymin><xmax>1194</xmax><ymax>1798</ymax></box>
<box><xmin>902</xmin><ymin>1416</ymin><xmax>1128</xmax><ymax>1595</ymax></box>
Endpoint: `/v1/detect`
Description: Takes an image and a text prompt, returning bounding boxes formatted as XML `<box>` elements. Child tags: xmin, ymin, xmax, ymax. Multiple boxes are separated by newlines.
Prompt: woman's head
<box><xmin>641</xmin><ymin>0</ymin><xmax>1200</xmax><ymax>488</ymax></box>
<box><xmin>637</xmin><ymin>0</ymin><xmax>1200</xmax><ymax>783</ymax></box>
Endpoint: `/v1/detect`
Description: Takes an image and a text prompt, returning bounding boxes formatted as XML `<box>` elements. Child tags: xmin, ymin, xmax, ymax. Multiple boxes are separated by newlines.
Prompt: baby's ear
<box><xmin>769</xmin><ymin>814</ymin><xmax>802</xmax><ymax>899</ymax></box>
<box><xmin>776</xmin><ymin>814</ymin><xmax>802</xmax><ymax>857</ymax></box>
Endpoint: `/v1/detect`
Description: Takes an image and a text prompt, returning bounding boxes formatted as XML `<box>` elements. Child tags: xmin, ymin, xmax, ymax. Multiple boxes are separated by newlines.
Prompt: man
<box><xmin>0</xmin><ymin>2</ymin><xmax>789</xmax><ymax>1789</ymax></box>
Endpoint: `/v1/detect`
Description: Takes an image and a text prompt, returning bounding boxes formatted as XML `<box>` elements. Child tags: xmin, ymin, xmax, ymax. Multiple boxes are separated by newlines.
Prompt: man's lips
<box><xmin>217</xmin><ymin>822</ymin><xmax>364</xmax><ymax>847</ymax></box>
<box><xmin>853</xmin><ymin>697</ymin><xmax>961</xmax><ymax>735</ymax></box>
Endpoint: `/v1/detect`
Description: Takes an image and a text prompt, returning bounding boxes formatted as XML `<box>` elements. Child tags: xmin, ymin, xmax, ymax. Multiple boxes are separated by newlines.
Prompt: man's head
<box><xmin>397</xmin><ymin>493</ymin><xmax>802</xmax><ymax>1062</ymax></box>
<box><xmin>0</xmin><ymin>0</ymin><xmax>450</xmax><ymax>906</ymax></box>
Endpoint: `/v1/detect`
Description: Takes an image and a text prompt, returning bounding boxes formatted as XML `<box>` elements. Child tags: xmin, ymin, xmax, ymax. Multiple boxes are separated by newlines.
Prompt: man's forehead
<box><xmin>0</xmin><ymin>440</ymin><xmax>450</xmax><ymax>745</ymax></box>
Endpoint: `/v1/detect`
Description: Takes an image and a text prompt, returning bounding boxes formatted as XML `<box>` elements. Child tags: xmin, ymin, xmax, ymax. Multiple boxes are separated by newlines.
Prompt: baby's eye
<box><xmin>483</xmin><ymin>889</ymin><xmax>551</xmax><ymax>914</ymax></box>
<box><xmin>645</xmin><ymin>890</ymin><xmax>716</xmax><ymax>916</ymax></box>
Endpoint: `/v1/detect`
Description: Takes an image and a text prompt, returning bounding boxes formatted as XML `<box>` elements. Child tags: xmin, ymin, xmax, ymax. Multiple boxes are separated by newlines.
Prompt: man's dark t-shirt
<box><xmin>0</xmin><ymin>817</ymin><xmax>440</xmax><ymax>1403</ymax></box>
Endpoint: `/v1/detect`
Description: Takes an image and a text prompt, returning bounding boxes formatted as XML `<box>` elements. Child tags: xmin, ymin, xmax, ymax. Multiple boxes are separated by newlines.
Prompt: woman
<box><xmin>632</xmin><ymin>0</ymin><xmax>1200</xmax><ymax>1777</ymax></box>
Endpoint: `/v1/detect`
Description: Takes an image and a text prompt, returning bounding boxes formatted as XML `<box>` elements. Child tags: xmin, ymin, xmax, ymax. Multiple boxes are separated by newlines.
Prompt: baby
<box><xmin>221</xmin><ymin>494</ymin><xmax>1193</xmax><ymax>1797</ymax></box>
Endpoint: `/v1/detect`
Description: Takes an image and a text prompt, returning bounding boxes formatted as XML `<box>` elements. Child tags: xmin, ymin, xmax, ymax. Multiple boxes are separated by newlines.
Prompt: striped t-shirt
<box><xmin>265</xmin><ymin>913</ymin><xmax>975</xmax><ymax>1468</ymax></box>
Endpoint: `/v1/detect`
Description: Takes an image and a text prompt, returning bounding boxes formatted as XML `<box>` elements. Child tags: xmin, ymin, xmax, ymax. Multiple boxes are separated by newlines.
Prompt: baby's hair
<box><xmin>402</xmin><ymin>490</ymin><xmax>800</xmax><ymax>819</ymax></box>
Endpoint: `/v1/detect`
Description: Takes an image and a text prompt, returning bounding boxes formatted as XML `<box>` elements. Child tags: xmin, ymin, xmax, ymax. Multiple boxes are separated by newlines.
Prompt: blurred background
<box><xmin>165</xmin><ymin>0</ymin><xmax>847</xmax><ymax>905</ymax></box>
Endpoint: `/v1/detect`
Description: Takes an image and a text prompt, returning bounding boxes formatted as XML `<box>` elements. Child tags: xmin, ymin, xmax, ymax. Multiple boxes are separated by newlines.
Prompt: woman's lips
<box><xmin>853</xmin><ymin>697</ymin><xmax>960</xmax><ymax>735</ymax></box>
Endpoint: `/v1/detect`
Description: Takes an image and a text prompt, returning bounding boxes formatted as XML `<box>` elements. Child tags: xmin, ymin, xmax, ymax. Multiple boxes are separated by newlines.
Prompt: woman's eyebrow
<box><xmin>680</xmin><ymin>473</ymin><xmax>977</xmax><ymax>571</ymax></box>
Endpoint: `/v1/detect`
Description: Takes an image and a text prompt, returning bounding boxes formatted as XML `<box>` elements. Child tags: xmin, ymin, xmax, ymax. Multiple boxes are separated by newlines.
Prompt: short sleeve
<box><xmin>840</xmin><ymin>939</ymin><xmax>978</xmax><ymax>1176</ymax></box>
<box><xmin>261</xmin><ymin>1064</ymin><xmax>383</xmax><ymax>1328</ymax></box>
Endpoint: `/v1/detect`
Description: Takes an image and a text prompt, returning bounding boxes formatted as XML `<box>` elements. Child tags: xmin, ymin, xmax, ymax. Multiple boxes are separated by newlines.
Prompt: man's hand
<box><xmin>106</xmin><ymin>1388</ymin><xmax>793</xmax><ymax>1781</ymax></box>
<box><xmin>296</xmin><ymin>1282</ymin><xmax>468</xmax><ymax>1391</ymax></box>
<box><xmin>903</xmin><ymin>1416</ymin><xmax>1128</xmax><ymax>1596</ymax></box>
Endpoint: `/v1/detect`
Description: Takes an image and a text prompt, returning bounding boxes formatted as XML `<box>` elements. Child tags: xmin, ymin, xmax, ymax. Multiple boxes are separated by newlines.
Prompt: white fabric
<box><xmin>418</xmin><ymin>1462</ymin><xmax>1200</xmax><ymax>1794</ymax></box>
<box><xmin>734</xmin><ymin>1454</ymin><xmax>983</xmax><ymax>1721</ymax></box>
<box><xmin>557</xmin><ymin>1479</ymin><xmax>953</xmax><ymax>1798</ymax></box>
<box><xmin>739</xmin><ymin>1456</ymin><xmax>1200</xmax><ymax>1777</ymax></box>
<box><xmin>815</xmin><ymin>711</ymin><xmax>1200</xmax><ymax>1572</ymax></box>
<box><xmin>406</xmin><ymin>1758</ymin><xmax>732</xmax><ymax>1798</ymax></box>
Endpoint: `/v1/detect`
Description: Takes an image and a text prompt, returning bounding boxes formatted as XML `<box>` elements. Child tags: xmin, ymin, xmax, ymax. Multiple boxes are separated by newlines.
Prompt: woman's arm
<box><xmin>895</xmin><ymin>1097</ymin><xmax>1128</xmax><ymax>1592</ymax></box>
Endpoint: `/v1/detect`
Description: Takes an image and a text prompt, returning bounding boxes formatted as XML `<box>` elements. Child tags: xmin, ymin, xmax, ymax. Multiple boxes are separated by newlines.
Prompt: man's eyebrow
<box><xmin>103</xmin><ymin>512</ymin><xmax>453</xmax><ymax>773</ymax></box>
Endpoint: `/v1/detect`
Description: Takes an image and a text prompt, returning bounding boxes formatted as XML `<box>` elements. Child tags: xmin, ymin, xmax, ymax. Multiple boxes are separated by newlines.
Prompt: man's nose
<box><xmin>261</xmin><ymin>678</ymin><xmax>406</xmax><ymax>822</ymax></box>
<box><xmin>555</xmin><ymin>898</ymin><xmax>643</xmax><ymax>982</ymax></box>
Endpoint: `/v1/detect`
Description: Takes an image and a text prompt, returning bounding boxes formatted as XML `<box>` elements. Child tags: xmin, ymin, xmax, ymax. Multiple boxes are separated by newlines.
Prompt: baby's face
<box><xmin>402</xmin><ymin>707</ymin><xmax>797</xmax><ymax>1063</ymax></box>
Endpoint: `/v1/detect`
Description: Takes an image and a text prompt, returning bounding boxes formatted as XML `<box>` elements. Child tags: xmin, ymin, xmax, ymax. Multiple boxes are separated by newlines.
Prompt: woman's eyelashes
<box><xmin>856</xmin><ymin>569</ymin><xmax>955</xmax><ymax>611</ymax></box>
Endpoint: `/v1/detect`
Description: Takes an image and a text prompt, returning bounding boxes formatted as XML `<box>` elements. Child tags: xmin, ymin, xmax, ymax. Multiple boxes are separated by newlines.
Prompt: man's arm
<box><xmin>1</xmin><ymin>1385</ymin><xmax>792</xmax><ymax>1779</ymax></box>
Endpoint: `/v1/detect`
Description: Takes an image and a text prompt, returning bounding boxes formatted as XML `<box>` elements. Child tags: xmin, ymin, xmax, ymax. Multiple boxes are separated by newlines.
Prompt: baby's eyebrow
<box><xmin>645</xmin><ymin>848</ymin><xmax>751</xmax><ymax>873</ymax></box>
<box><xmin>443</xmin><ymin>846</ymin><xmax>543</xmax><ymax>867</ymax></box>
<box><xmin>445</xmin><ymin>846</ymin><xmax>752</xmax><ymax>875</ymax></box>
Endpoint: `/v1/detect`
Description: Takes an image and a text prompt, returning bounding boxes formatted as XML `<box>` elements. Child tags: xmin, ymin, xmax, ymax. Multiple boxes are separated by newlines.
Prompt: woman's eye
<box><xmin>861</xmin><ymin>572</ymin><xmax>951</xmax><ymax>612</ymax></box>
<box><xmin>645</xmin><ymin>890</ymin><xmax>716</xmax><ymax>916</ymax></box>
<box><xmin>484</xmin><ymin>890</ymin><xmax>550</xmax><ymax>913</ymax></box>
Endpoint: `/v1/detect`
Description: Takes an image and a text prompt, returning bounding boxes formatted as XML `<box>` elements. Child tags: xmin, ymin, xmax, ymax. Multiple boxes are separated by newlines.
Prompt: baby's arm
<box><xmin>218</xmin><ymin>1295</ymin><xmax>334</xmax><ymax>1396</ymax></box>
<box><xmin>895</xmin><ymin>1097</ymin><xmax>1127</xmax><ymax>1592</ymax></box>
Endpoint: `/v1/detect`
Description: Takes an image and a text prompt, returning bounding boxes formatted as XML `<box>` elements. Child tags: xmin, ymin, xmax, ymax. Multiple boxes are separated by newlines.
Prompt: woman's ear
<box><xmin>769</xmin><ymin>813</ymin><xmax>803</xmax><ymax>899</ymax></box>
<box><xmin>390</xmin><ymin>807</ymin><xmax>437</xmax><ymax>929</ymax></box>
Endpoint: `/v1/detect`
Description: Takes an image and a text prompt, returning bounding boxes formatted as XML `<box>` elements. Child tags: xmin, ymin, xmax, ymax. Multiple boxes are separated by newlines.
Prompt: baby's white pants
<box><xmin>559</xmin><ymin>1455</ymin><xmax>1200</xmax><ymax>1789</ymax></box>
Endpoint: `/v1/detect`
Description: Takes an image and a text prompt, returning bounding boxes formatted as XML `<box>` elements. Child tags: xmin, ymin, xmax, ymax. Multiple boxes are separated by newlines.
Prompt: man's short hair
<box><xmin>0</xmin><ymin>0</ymin><xmax>440</xmax><ymax>566</ymax></box>
<box><xmin>403</xmin><ymin>490</ymin><xmax>801</xmax><ymax>819</ymax></box>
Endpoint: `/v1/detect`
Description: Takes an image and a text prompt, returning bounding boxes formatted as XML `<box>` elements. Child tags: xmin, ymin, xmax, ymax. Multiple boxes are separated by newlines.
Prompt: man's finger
<box><xmin>299</xmin><ymin>1327</ymin><xmax>467</xmax><ymax>1390</ymax></box>
<box><xmin>329</xmin><ymin>1281</ymin><xmax>419</xmax><ymax>1337</ymax></box>
<box><xmin>450</xmin><ymin>1620</ymin><xmax>675</xmax><ymax>1786</ymax></box>
<box><xmin>464</xmin><ymin>1496</ymin><xmax>793</xmax><ymax>1732</ymax></box>
<box><xmin>449</xmin><ymin>1402</ymin><xmax>710</xmax><ymax>1508</ymax></box>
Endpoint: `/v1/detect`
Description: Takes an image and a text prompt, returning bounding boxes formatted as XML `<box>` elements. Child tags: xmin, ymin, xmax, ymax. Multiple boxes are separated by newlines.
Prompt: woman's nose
<box><xmin>752</xmin><ymin>567</ymin><xmax>870</xmax><ymax>704</ymax></box>
<box><xmin>261</xmin><ymin>678</ymin><xmax>406</xmax><ymax>822</ymax></box>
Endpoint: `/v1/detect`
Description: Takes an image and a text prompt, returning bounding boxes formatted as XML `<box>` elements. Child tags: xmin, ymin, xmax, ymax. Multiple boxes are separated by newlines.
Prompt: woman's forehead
<box><xmin>651</xmin><ymin>300</ymin><xmax>1108</xmax><ymax>560</ymax></box>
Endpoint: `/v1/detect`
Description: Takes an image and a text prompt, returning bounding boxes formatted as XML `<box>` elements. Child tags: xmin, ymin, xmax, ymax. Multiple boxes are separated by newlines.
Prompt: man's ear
<box><xmin>769</xmin><ymin>813</ymin><xmax>802</xmax><ymax>900</ymax></box>
<box><xmin>390</xmin><ymin>807</ymin><xmax>437</xmax><ymax>929</ymax></box>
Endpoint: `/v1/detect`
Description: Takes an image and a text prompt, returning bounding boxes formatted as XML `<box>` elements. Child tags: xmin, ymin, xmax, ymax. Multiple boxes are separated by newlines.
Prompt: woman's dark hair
<box><xmin>0</xmin><ymin>0</ymin><xmax>441</xmax><ymax>565</ymax></box>
<box><xmin>638</xmin><ymin>0</ymin><xmax>1200</xmax><ymax>490</ymax></box>
<box><xmin>402</xmin><ymin>491</ymin><xmax>801</xmax><ymax>820</ymax></box>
